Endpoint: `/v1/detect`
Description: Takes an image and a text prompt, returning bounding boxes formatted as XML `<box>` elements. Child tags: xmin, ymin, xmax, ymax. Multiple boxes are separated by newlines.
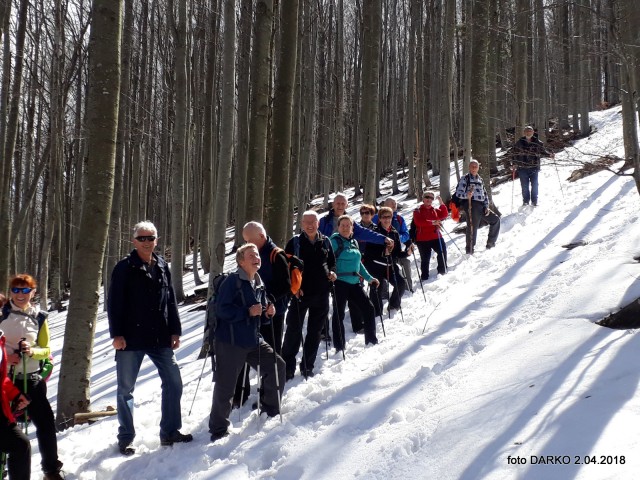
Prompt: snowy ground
<box><xmin>36</xmin><ymin>105</ymin><xmax>640</xmax><ymax>479</ymax></box>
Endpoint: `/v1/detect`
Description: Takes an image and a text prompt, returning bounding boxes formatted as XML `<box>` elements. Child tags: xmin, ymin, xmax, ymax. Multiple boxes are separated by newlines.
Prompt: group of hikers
<box><xmin>0</xmin><ymin>126</ymin><xmax>553</xmax><ymax>478</ymax></box>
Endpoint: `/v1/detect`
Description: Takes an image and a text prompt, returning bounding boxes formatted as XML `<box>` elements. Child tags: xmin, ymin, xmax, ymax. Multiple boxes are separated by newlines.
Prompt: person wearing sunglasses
<box><xmin>107</xmin><ymin>221</ymin><xmax>192</xmax><ymax>455</ymax></box>
<box><xmin>1</xmin><ymin>274</ymin><xmax>63</xmax><ymax>479</ymax></box>
<box><xmin>364</xmin><ymin>207</ymin><xmax>408</xmax><ymax>317</ymax></box>
<box><xmin>412</xmin><ymin>192</ymin><xmax>449</xmax><ymax>280</ymax></box>
<box><xmin>372</xmin><ymin>198</ymin><xmax>414</xmax><ymax>292</ymax></box>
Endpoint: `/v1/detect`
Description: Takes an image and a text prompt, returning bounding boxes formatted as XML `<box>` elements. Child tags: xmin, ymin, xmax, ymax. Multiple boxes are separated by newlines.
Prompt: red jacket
<box><xmin>1</xmin><ymin>335</ymin><xmax>20</xmax><ymax>424</ymax></box>
<box><xmin>412</xmin><ymin>204</ymin><xmax>448</xmax><ymax>242</ymax></box>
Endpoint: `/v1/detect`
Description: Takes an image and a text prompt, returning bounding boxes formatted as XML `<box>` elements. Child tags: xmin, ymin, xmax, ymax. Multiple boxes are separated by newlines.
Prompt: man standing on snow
<box><xmin>209</xmin><ymin>243</ymin><xmax>286</xmax><ymax>442</ymax></box>
<box><xmin>282</xmin><ymin>211</ymin><xmax>337</xmax><ymax>379</ymax></box>
<box><xmin>511</xmin><ymin>125</ymin><xmax>554</xmax><ymax>206</ymax></box>
<box><xmin>108</xmin><ymin>221</ymin><xmax>192</xmax><ymax>456</ymax></box>
<box><xmin>453</xmin><ymin>160</ymin><xmax>500</xmax><ymax>254</ymax></box>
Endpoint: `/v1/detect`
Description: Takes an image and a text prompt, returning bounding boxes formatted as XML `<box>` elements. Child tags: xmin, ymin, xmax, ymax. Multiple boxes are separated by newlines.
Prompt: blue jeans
<box><xmin>116</xmin><ymin>348</ymin><xmax>183</xmax><ymax>443</ymax></box>
<box><xmin>518</xmin><ymin>168</ymin><xmax>539</xmax><ymax>205</ymax></box>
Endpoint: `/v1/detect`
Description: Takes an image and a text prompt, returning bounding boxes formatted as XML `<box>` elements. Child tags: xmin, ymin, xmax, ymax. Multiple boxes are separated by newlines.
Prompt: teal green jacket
<box><xmin>330</xmin><ymin>233</ymin><xmax>374</xmax><ymax>285</ymax></box>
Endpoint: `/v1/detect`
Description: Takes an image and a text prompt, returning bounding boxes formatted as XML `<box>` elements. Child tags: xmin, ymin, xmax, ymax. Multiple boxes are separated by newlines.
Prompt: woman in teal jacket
<box><xmin>330</xmin><ymin>216</ymin><xmax>380</xmax><ymax>351</ymax></box>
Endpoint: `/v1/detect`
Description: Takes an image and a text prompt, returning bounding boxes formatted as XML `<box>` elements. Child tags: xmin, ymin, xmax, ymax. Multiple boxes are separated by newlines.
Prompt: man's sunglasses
<box><xmin>135</xmin><ymin>235</ymin><xmax>157</xmax><ymax>242</ymax></box>
<box><xmin>424</xmin><ymin>196</ymin><xmax>434</xmax><ymax>200</ymax></box>
<box><xmin>11</xmin><ymin>287</ymin><xmax>33</xmax><ymax>294</ymax></box>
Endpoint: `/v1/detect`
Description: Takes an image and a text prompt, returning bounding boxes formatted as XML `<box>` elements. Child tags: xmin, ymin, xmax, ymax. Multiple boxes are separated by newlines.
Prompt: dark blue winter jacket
<box><xmin>215</xmin><ymin>269</ymin><xmax>269</xmax><ymax>348</ymax></box>
<box><xmin>107</xmin><ymin>249</ymin><xmax>181</xmax><ymax>350</ymax></box>
<box><xmin>319</xmin><ymin>209</ymin><xmax>387</xmax><ymax>244</ymax></box>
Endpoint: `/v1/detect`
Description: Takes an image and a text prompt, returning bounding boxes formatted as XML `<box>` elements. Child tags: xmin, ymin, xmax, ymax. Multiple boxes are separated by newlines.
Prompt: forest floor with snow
<box><xmin>35</xmin><ymin>105</ymin><xmax>640</xmax><ymax>480</ymax></box>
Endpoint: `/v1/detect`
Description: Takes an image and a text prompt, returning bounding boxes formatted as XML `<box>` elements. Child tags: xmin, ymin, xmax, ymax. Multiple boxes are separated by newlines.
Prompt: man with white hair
<box><xmin>281</xmin><ymin>211</ymin><xmax>337</xmax><ymax>380</ymax></box>
<box><xmin>108</xmin><ymin>221</ymin><xmax>192</xmax><ymax>455</ymax></box>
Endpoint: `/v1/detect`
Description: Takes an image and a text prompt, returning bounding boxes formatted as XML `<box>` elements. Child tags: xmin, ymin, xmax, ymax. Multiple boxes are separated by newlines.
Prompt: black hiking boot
<box><xmin>160</xmin><ymin>431</ymin><xmax>193</xmax><ymax>446</ymax></box>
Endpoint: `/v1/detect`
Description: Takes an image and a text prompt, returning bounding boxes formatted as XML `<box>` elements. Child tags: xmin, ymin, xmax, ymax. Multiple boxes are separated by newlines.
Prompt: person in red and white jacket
<box><xmin>412</xmin><ymin>192</ymin><xmax>449</xmax><ymax>280</ymax></box>
<box><xmin>1</xmin><ymin>328</ymin><xmax>32</xmax><ymax>480</ymax></box>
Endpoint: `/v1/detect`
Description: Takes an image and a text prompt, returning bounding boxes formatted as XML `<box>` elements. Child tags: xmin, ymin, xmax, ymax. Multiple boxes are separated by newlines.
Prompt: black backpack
<box><xmin>197</xmin><ymin>273</ymin><xmax>245</xmax><ymax>360</ymax></box>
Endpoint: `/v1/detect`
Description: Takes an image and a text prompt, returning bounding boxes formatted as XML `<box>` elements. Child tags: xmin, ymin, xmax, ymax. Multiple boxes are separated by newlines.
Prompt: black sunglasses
<box><xmin>11</xmin><ymin>287</ymin><xmax>33</xmax><ymax>294</ymax></box>
<box><xmin>135</xmin><ymin>235</ymin><xmax>157</xmax><ymax>242</ymax></box>
<box><xmin>424</xmin><ymin>196</ymin><xmax>434</xmax><ymax>200</ymax></box>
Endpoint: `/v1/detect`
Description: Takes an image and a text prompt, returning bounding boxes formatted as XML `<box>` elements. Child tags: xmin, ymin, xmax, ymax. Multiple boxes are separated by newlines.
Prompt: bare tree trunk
<box><xmin>0</xmin><ymin>0</ymin><xmax>28</xmax><ymax>289</ymax></box>
<box><xmin>438</xmin><ymin>0</ymin><xmax>455</xmax><ymax>200</ymax></box>
<box><xmin>209</xmin><ymin>0</ymin><xmax>237</xmax><ymax>285</ymax></box>
<box><xmin>56</xmin><ymin>0</ymin><xmax>121</xmax><ymax>428</ymax></box>
<box><xmin>169</xmin><ymin>0</ymin><xmax>188</xmax><ymax>301</ymax></box>
<box><xmin>265</xmin><ymin>0</ymin><xmax>299</xmax><ymax>247</ymax></box>
<box><xmin>362</xmin><ymin>0</ymin><xmax>382</xmax><ymax>204</ymax></box>
<box><xmin>105</xmin><ymin>0</ymin><xmax>134</xmax><ymax>301</ymax></box>
<box><xmin>245</xmin><ymin>0</ymin><xmax>274</xmax><ymax>221</ymax></box>
<box><xmin>295</xmin><ymin>0</ymin><xmax>315</xmax><ymax>232</ymax></box>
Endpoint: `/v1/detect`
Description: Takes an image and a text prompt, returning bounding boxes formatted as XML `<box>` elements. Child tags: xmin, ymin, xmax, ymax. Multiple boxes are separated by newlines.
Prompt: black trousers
<box><xmin>332</xmin><ymin>281</ymin><xmax>378</xmax><ymax>350</ymax></box>
<box><xmin>209</xmin><ymin>340</ymin><xmax>285</xmax><ymax>437</ymax></box>
<box><xmin>15</xmin><ymin>376</ymin><xmax>61</xmax><ymax>474</ymax></box>
<box><xmin>416</xmin><ymin>239</ymin><xmax>447</xmax><ymax>278</ymax></box>
<box><xmin>0</xmin><ymin>420</ymin><xmax>31</xmax><ymax>480</ymax></box>
<box><xmin>368</xmin><ymin>262</ymin><xmax>406</xmax><ymax>316</ymax></box>
<box><xmin>281</xmin><ymin>292</ymin><xmax>329</xmax><ymax>376</ymax></box>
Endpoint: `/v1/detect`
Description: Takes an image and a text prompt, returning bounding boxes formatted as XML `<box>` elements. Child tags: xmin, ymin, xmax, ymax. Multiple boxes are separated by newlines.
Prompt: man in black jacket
<box><xmin>281</xmin><ymin>211</ymin><xmax>337</xmax><ymax>380</ymax></box>
<box><xmin>108</xmin><ymin>221</ymin><xmax>192</xmax><ymax>456</ymax></box>
<box><xmin>512</xmin><ymin>126</ymin><xmax>554</xmax><ymax>206</ymax></box>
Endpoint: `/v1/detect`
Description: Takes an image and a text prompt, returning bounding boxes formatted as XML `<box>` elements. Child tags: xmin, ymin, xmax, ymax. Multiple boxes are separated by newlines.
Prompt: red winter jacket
<box><xmin>1</xmin><ymin>335</ymin><xmax>20</xmax><ymax>424</ymax></box>
<box><xmin>412</xmin><ymin>204</ymin><xmax>448</xmax><ymax>242</ymax></box>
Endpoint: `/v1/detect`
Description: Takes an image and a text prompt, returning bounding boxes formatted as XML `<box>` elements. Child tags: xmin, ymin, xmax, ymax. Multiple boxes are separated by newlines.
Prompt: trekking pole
<box><xmin>468</xmin><ymin>196</ymin><xmax>474</xmax><ymax>255</ymax></box>
<box><xmin>369</xmin><ymin>284</ymin><xmax>386</xmax><ymax>337</ymax></box>
<box><xmin>269</xmin><ymin>318</ymin><xmax>283</xmax><ymax>423</ymax></box>
<box><xmin>511</xmin><ymin>167</ymin><xmax>516</xmax><ymax>213</ymax></box>
<box><xmin>421</xmin><ymin>301</ymin><xmax>441</xmax><ymax>334</ymax></box>
<box><xmin>257</xmin><ymin>347</ymin><xmax>261</xmax><ymax>422</ymax></box>
<box><xmin>295</xmin><ymin>297</ymin><xmax>308</xmax><ymax>380</ymax></box>
<box><xmin>412</xmin><ymin>250</ymin><xmax>428</xmax><ymax>303</ymax></box>
<box><xmin>387</xmin><ymin>259</ymin><xmax>405</xmax><ymax>323</ymax></box>
<box><xmin>437</xmin><ymin>231</ymin><xmax>448</xmax><ymax>274</ymax></box>
<box><xmin>329</xmin><ymin>283</ymin><xmax>345</xmax><ymax>360</ymax></box>
<box><xmin>239</xmin><ymin>362</ymin><xmax>248</xmax><ymax>421</ymax></box>
<box><xmin>20</xmin><ymin>338</ymin><xmax>28</xmax><ymax>435</ymax></box>
<box><xmin>441</xmin><ymin>225</ymin><xmax>466</xmax><ymax>259</ymax></box>
<box><xmin>188</xmin><ymin>355</ymin><xmax>208</xmax><ymax>416</ymax></box>
<box><xmin>552</xmin><ymin>156</ymin><xmax>565</xmax><ymax>199</ymax></box>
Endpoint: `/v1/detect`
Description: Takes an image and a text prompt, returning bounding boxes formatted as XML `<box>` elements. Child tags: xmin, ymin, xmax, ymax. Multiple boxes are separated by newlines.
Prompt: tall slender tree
<box><xmin>56</xmin><ymin>0</ymin><xmax>122</xmax><ymax>427</ymax></box>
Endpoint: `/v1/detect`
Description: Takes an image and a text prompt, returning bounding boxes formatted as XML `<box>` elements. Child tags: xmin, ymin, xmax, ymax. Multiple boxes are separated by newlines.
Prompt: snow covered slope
<box><xmin>39</xmin><ymin>106</ymin><xmax>639</xmax><ymax>480</ymax></box>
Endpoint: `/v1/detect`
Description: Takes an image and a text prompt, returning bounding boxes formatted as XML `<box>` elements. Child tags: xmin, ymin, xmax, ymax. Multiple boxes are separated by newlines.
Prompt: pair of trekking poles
<box><xmin>1</xmin><ymin>339</ymin><xmax>29</xmax><ymax>477</ymax></box>
<box><xmin>188</xmin><ymin>310</ymin><xmax>283</xmax><ymax>425</ymax></box>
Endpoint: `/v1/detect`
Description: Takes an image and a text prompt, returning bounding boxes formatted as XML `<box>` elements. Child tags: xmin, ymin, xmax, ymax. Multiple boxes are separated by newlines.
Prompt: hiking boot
<box><xmin>210</xmin><ymin>430</ymin><xmax>229</xmax><ymax>443</ymax></box>
<box><xmin>118</xmin><ymin>442</ymin><xmax>135</xmax><ymax>456</ymax></box>
<box><xmin>300</xmin><ymin>367</ymin><xmax>315</xmax><ymax>379</ymax></box>
<box><xmin>354</xmin><ymin>328</ymin><xmax>364</xmax><ymax>335</ymax></box>
<box><xmin>43</xmin><ymin>473</ymin><xmax>64</xmax><ymax>480</ymax></box>
<box><xmin>261</xmin><ymin>406</ymin><xmax>280</xmax><ymax>418</ymax></box>
<box><xmin>486</xmin><ymin>242</ymin><xmax>495</xmax><ymax>249</ymax></box>
<box><xmin>160</xmin><ymin>431</ymin><xmax>193</xmax><ymax>446</ymax></box>
<box><xmin>285</xmin><ymin>370</ymin><xmax>295</xmax><ymax>382</ymax></box>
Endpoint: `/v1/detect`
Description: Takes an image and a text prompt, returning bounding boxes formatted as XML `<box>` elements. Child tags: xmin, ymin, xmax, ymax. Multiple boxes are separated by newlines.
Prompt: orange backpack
<box><xmin>448</xmin><ymin>201</ymin><xmax>460</xmax><ymax>222</ymax></box>
<box><xmin>269</xmin><ymin>248</ymin><xmax>304</xmax><ymax>296</ymax></box>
